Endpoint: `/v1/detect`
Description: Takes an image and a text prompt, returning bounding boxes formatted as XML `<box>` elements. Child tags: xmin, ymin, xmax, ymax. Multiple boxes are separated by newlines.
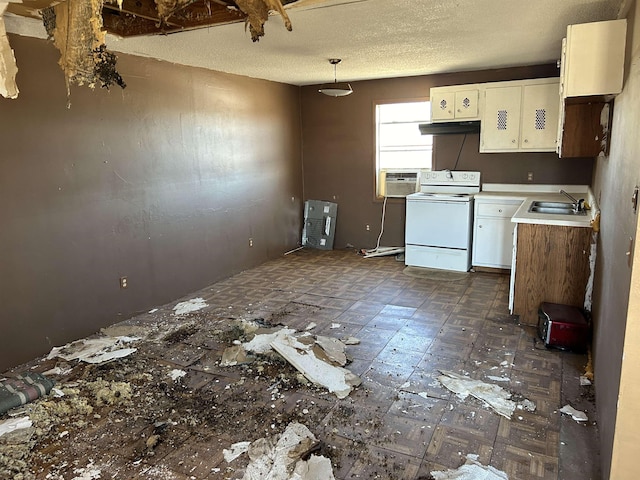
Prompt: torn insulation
<box><xmin>41</xmin><ymin>0</ymin><xmax>125</xmax><ymax>96</ymax></box>
<box><xmin>0</xmin><ymin>2</ymin><xmax>19</xmax><ymax>99</ymax></box>
<box><xmin>153</xmin><ymin>0</ymin><xmax>195</xmax><ymax>25</ymax></box>
<box><xmin>235</xmin><ymin>0</ymin><xmax>292</xmax><ymax>42</ymax></box>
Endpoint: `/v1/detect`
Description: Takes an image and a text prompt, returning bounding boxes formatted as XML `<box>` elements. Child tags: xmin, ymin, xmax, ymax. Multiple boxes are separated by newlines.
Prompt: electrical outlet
<box><xmin>527</xmin><ymin>172</ymin><xmax>534</xmax><ymax>182</ymax></box>
<box><xmin>249</xmin><ymin>238</ymin><xmax>253</xmax><ymax>247</ymax></box>
<box><xmin>119</xmin><ymin>276</ymin><xmax>128</xmax><ymax>289</ymax></box>
<box><xmin>366</xmin><ymin>224</ymin><xmax>370</xmax><ymax>231</ymax></box>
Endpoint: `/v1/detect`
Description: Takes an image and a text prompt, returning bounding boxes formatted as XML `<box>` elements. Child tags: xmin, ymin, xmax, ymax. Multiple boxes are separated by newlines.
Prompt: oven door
<box><xmin>405</xmin><ymin>198</ymin><xmax>472</xmax><ymax>249</ymax></box>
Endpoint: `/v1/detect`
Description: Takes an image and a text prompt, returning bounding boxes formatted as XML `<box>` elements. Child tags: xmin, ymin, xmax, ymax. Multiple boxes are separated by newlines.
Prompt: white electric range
<box><xmin>405</xmin><ymin>170</ymin><xmax>481</xmax><ymax>272</ymax></box>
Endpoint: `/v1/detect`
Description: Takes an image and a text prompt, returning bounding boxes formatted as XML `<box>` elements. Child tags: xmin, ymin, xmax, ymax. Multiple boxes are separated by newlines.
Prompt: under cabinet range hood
<box><xmin>418</xmin><ymin>121</ymin><xmax>480</xmax><ymax>135</ymax></box>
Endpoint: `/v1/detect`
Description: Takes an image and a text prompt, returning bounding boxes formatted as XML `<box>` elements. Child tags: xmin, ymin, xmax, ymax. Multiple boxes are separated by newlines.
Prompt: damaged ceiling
<box><xmin>0</xmin><ymin>0</ymin><xmax>628</xmax><ymax>97</ymax></box>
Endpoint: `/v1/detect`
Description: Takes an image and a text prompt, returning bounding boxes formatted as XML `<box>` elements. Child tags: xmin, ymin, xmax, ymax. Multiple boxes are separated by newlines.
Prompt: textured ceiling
<box><xmin>4</xmin><ymin>0</ymin><xmax>626</xmax><ymax>86</ymax></box>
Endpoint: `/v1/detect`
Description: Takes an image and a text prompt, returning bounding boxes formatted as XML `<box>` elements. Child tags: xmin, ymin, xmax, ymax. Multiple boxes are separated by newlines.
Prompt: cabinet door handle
<box><xmin>498</xmin><ymin>209</ymin><xmax>503</xmax><ymax>213</ymax></box>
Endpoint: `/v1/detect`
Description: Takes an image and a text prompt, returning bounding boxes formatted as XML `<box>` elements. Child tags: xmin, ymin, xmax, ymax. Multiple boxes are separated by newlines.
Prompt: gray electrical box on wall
<box><xmin>302</xmin><ymin>200</ymin><xmax>338</xmax><ymax>250</ymax></box>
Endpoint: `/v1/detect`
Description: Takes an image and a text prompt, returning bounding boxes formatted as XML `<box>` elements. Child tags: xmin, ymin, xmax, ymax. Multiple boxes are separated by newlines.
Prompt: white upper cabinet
<box><xmin>521</xmin><ymin>83</ymin><xmax>560</xmax><ymax>150</ymax></box>
<box><xmin>562</xmin><ymin>19</ymin><xmax>627</xmax><ymax>98</ymax></box>
<box><xmin>480</xmin><ymin>78</ymin><xmax>560</xmax><ymax>153</ymax></box>
<box><xmin>481</xmin><ymin>86</ymin><xmax>522</xmax><ymax>150</ymax></box>
<box><xmin>430</xmin><ymin>87</ymin><xmax>480</xmax><ymax>121</ymax></box>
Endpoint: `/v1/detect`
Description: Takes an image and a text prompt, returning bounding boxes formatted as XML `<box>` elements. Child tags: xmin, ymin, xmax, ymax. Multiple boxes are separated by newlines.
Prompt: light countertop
<box><xmin>476</xmin><ymin>184</ymin><xmax>598</xmax><ymax>228</ymax></box>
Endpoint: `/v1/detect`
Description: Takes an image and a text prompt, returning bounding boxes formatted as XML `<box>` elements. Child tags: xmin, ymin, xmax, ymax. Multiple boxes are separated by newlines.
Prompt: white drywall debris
<box><xmin>52</xmin><ymin>387</ymin><xmax>65</xmax><ymax>398</ymax></box>
<box><xmin>560</xmin><ymin>404</ymin><xmax>588</xmax><ymax>422</ymax></box>
<box><xmin>431</xmin><ymin>453</ymin><xmax>508</xmax><ymax>480</ymax></box>
<box><xmin>271</xmin><ymin>335</ymin><xmax>361</xmax><ymax>399</ymax></box>
<box><xmin>438</xmin><ymin>370</ymin><xmax>522</xmax><ymax>419</ymax></box>
<box><xmin>329</xmin><ymin>323</ymin><xmax>341</xmax><ymax>329</ymax></box>
<box><xmin>341</xmin><ymin>336</ymin><xmax>360</xmax><ymax>345</ymax></box>
<box><xmin>580</xmin><ymin>375</ymin><xmax>592</xmax><ymax>386</ymax></box>
<box><xmin>314</xmin><ymin>336</ymin><xmax>347</xmax><ymax>366</ymax></box>
<box><xmin>0</xmin><ymin>416</ymin><xmax>32</xmax><ymax>438</ymax></box>
<box><xmin>291</xmin><ymin>454</ymin><xmax>334</xmax><ymax>480</ymax></box>
<box><xmin>173</xmin><ymin>297</ymin><xmax>207</xmax><ymax>316</ymax></box>
<box><xmin>518</xmin><ymin>399</ymin><xmax>536</xmax><ymax>412</ymax></box>
<box><xmin>148</xmin><ymin>308</ymin><xmax>158</xmax><ymax>313</ymax></box>
<box><xmin>223</xmin><ymin>441</ymin><xmax>251</xmax><ymax>463</ymax></box>
<box><xmin>486</xmin><ymin>375</ymin><xmax>510</xmax><ymax>383</ymax></box>
<box><xmin>243</xmin><ymin>328</ymin><xmax>297</xmax><ymax>354</ymax></box>
<box><xmin>237</xmin><ymin>422</ymin><xmax>335</xmax><ymax>480</ymax></box>
<box><xmin>304</xmin><ymin>322</ymin><xmax>317</xmax><ymax>331</ymax></box>
<box><xmin>70</xmin><ymin>461</ymin><xmax>102</xmax><ymax>480</ymax></box>
<box><xmin>169</xmin><ymin>369</ymin><xmax>186</xmax><ymax>381</ymax></box>
<box><xmin>47</xmin><ymin>336</ymin><xmax>138</xmax><ymax>364</ymax></box>
<box><xmin>0</xmin><ymin>3</ymin><xmax>19</xmax><ymax>99</ymax></box>
<box><xmin>43</xmin><ymin>366</ymin><xmax>70</xmax><ymax>377</ymax></box>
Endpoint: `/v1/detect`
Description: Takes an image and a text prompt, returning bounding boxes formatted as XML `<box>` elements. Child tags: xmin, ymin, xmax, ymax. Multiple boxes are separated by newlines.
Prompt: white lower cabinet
<box><xmin>472</xmin><ymin>200</ymin><xmax>522</xmax><ymax>269</ymax></box>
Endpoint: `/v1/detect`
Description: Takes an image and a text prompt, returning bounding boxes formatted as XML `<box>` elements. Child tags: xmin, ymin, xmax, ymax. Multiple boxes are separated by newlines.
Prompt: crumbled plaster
<box><xmin>0</xmin><ymin>3</ymin><xmax>19</xmax><ymax>99</ymax></box>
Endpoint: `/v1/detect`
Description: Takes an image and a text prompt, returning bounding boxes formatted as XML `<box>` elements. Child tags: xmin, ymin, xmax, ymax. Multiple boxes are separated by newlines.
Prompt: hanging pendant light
<box><xmin>318</xmin><ymin>58</ymin><xmax>353</xmax><ymax>97</ymax></box>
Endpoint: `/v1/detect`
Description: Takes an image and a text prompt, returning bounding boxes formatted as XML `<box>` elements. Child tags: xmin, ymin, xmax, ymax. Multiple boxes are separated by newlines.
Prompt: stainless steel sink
<box><xmin>528</xmin><ymin>202</ymin><xmax>587</xmax><ymax>216</ymax></box>
<box><xmin>530</xmin><ymin>201</ymin><xmax>575</xmax><ymax>209</ymax></box>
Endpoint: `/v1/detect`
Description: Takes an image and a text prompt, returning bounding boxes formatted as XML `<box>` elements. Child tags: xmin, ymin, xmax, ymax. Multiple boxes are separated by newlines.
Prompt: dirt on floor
<box><xmin>0</xmin><ymin>306</ymin><xmax>382</xmax><ymax>480</ymax></box>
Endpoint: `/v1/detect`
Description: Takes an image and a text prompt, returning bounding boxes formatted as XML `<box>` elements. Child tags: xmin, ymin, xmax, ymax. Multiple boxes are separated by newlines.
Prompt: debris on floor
<box><xmin>0</xmin><ymin>250</ymin><xmax>601</xmax><ymax>478</ymax></box>
<box><xmin>0</xmin><ymin>3</ymin><xmax>19</xmax><ymax>99</ymax></box>
<box><xmin>173</xmin><ymin>297</ymin><xmax>208</xmax><ymax>316</ymax></box>
<box><xmin>0</xmin><ymin>373</ymin><xmax>55</xmax><ymax>414</ymax></box>
<box><xmin>227</xmin><ymin>421</ymin><xmax>335</xmax><ymax>480</ymax></box>
<box><xmin>560</xmin><ymin>404</ymin><xmax>588</xmax><ymax>422</ymax></box>
<box><xmin>47</xmin><ymin>336</ymin><xmax>138</xmax><ymax>364</ymax></box>
<box><xmin>224</xmin><ymin>441</ymin><xmax>252</xmax><ymax>462</ymax></box>
<box><xmin>0</xmin><ymin>417</ymin><xmax>32</xmax><ymax>438</ymax></box>
<box><xmin>431</xmin><ymin>453</ymin><xmax>508</xmax><ymax>479</ymax></box>
<box><xmin>229</xmin><ymin>323</ymin><xmax>361</xmax><ymax>398</ymax></box>
<box><xmin>243</xmin><ymin>327</ymin><xmax>297</xmax><ymax>354</ymax></box>
<box><xmin>221</xmin><ymin>345</ymin><xmax>253</xmax><ymax>366</ymax></box>
<box><xmin>271</xmin><ymin>334</ymin><xmax>360</xmax><ymax>399</ymax></box>
<box><xmin>438</xmin><ymin>370</ymin><xmax>534</xmax><ymax>419</ymax></box>
<box><xmin>580</xmin><ymin>375</ymin><xmax>592</xmax><ymax>386</ymax></box>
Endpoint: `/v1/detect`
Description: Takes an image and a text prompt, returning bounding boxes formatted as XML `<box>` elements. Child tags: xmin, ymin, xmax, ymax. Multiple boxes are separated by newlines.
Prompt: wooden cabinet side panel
<box><xmin>514</xmin><ymin>224</ymin><xmax>591</xmax><ymax>325</ymax></box>
<box><xmin>560</xmin><ymin>101</ymin><xmax>611</xmax><ymax>157</ymax></box>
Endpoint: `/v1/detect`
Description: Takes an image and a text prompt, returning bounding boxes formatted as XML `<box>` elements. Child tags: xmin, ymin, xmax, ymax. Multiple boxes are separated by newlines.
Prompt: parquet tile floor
<box><xmin>1</xmin><ymin>249</ymin><xmax>600</xmax><ymax>479</ymax></box>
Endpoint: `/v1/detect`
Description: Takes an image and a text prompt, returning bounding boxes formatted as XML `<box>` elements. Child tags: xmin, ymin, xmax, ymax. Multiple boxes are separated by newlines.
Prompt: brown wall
<box><xmin>301</xmin><ymin>65</ymin><xmax>594</xmax><ymax>250</ymax></box>
<box><xmin>592</xmin><ymin>1</ymin><xmax>640</xmax><ymax>477</ymax></box>
<box><xmin>0</xmin><ymin>35</ymin><xmax>303</xmax><ymax>372</ymax></box>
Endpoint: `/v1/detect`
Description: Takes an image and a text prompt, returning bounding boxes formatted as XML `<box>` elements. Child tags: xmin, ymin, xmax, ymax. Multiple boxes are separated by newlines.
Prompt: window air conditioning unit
<box><xmin>379</xmin><ymin>169</ymin><xmax>420</xmax><ymax>198</ymax></box>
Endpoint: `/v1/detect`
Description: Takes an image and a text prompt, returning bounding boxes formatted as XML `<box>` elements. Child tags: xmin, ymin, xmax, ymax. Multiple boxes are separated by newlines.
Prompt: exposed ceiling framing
<box><xmin>9</xmin><ymin>0</ymin><xmax>300</xmax><ymax>37</ymax></box>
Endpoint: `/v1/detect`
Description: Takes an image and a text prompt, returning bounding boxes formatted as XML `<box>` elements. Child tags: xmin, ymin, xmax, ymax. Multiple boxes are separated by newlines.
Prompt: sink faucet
<box><xmin>560</xmin><ymin>190</ymin><xmax>585</xmax><ymax>212</ymax></box>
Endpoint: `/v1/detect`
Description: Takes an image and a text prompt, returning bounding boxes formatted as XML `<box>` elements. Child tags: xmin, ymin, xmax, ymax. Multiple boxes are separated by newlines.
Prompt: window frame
<box><xmin>373</xmin><ymin>97</ymin><xmax>433</xmax><ymax>200</ymax></box>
